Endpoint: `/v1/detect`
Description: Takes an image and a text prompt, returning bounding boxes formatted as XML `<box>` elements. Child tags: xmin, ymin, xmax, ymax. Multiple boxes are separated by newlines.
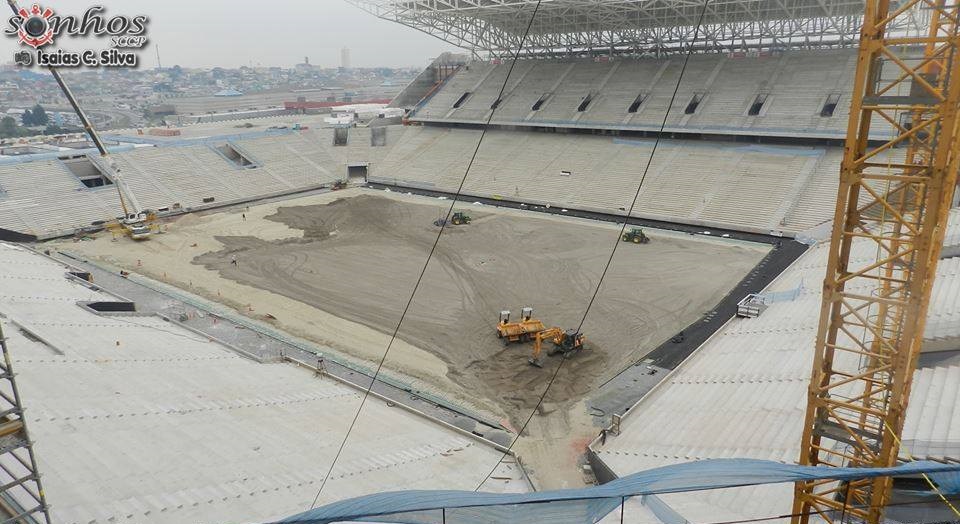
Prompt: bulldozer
<box><xmin>496</xmin><ymin>307</ymin><xmax>546</xmax><ymax>343</ymax></box>
<box><xmin>528</xmin><ymin>327</ymin><xmax>585</xmax><ymax>367</ymax></box>
<box><xmin>622</xmin><ymin>227</ymin><xmax>650</xmax><ymax>244</ymax></box>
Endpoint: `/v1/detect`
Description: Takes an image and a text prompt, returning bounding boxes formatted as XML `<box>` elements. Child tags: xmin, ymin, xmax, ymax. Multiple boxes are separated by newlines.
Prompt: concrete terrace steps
<box><xmin>375</xmin><ymin>126</ymin><xmax>843</xmax><ymax>236</ymax></box>
<box><xmin>413</xmin><ymin>49</ymin><xmax>865</xmax><ymax>139</ymax></box>
<box><xmin>0</xmin><ymin>128</ymin><xmax>408</xmax><ymax>238</ymax></box>
<box><xmin>926</xmin><ymin>256</ymin><xmax>960</xmax><ymax>342</ymax></box>
<box><xmin>0</xmin><ymin>160</ymin><xmax>117</xmax><ymax>235</ymax></box>
<box><xmin>0</xmin><ymin>243</ymin><xmax>528</xmax><ymax>524</ymax></box>
<box><xmin>591</xmin><ymin>237</ymin><xmax>960</xmax><ymax>520</ymax></box>
<box><xmin>902</xmin><ymin>364</ymin><xmax>960</xmax><ymax>459</ymax></box>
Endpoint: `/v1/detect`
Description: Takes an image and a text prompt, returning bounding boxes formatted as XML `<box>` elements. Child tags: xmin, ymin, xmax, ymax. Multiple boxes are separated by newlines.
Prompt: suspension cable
<box><xmin>473</xmin><ymin>0</ymin><xmax>713</xmax><ymax>492</ymax></box>
<box><xmin>307</xmin><ymin>1</ymin><xmax>544</xmax><ymax>508</ymax></box>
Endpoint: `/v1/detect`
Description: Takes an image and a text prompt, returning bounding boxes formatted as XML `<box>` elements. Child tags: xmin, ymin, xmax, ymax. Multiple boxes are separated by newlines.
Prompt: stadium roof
<box><xmin>347</xmin><ymin>0</ymin><xmax>923</xmax><ymax>56</ymax></box>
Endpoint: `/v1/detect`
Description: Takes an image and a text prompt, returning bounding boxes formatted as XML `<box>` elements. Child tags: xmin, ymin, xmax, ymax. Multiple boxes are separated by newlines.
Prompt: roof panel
<box><xmin>349</xmin><ymin>0</ymin><xmax>919</xmax><ymax>56</ymax></box>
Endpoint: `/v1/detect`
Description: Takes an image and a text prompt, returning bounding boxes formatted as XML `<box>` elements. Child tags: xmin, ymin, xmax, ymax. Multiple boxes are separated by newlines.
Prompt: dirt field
<box><xmin>59</xmin><ymin>189</ymin><xmax>768</xmax><ymax>487</ymax></box>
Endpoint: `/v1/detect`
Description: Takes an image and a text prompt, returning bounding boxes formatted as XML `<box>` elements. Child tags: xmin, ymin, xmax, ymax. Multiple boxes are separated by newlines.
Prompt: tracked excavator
<box><xmin>528</xmin><ymin>327</ymin><xmax>585</xmax><ymax>368</ymax></box>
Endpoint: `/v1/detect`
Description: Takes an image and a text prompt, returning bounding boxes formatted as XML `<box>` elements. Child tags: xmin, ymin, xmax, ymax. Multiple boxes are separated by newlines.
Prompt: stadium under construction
<box><xmin>0</xmin><ymin>0</ymin><xmax>960</xmax><ymax>523</ymax></box>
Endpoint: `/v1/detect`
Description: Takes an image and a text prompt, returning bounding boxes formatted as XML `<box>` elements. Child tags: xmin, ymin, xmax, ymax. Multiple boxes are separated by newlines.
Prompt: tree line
<box><xmin>1</xmin><ymin>104</ymin><xmax>76</xmax><ymax>139</ymax></box>
<box><xmin>21</xmin><ymin>104</ymin><xmax>49</xmax><ymax>127</ymax></box>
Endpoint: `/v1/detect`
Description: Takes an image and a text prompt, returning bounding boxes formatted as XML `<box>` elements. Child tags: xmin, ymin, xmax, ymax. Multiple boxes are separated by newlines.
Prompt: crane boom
<box><xmin>7</xmin><ymin>0</ymin><xmax>151</xmax><ymax>238</ymax></box>
<box><xmin>48</xmin><ymin>66</ymin><xmax>145</xmax><ymax>219</ymax></box>
<box><xmin>792</xmin><ymin>0</ymin><xmax>960</xmax><ymax>522</ymax></box>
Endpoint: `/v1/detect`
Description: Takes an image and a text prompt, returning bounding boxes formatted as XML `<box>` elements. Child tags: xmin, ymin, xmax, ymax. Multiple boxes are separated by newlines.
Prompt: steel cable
<box><xmin>472</xmin><ymin>0</ymin><xmax>713</xmax><ymax>492</ymax></box>
<box><xmin>307</xmin><ymin>0</ymin><xmax>544</xmax><ymax>508</ymax></box>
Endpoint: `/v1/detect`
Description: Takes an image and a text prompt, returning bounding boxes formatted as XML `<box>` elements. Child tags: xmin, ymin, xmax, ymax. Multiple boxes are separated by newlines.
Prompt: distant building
<box><xmin>213</xmin><ymin>88</ymin><xmax>243</xmax><ymax>97</ymax></box>
<box><xmin>144</xmin><ymin>104</ymin><xmax>176</xmax><ymax>117</ymax></box>
<box><xmin>340</xmin><ymin>47</ymin><xmax>351</xmax><ymax>69</ymax></box>
<box><xmin>284</xmin><ymin>98</ymin><xmax>392</xmax><ymax>113</ymax></box>
<box><xmin>295</xmin><ymin>57</ymin><xmax>313</xmax><ymax>72</ymax></box>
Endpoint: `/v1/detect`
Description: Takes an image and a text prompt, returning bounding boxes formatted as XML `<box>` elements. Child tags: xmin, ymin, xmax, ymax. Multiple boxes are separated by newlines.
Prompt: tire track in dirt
<box><xmin>192</xmin><ymin>194</ymin><xmax>766</xmax><ymax>424</ymax></box>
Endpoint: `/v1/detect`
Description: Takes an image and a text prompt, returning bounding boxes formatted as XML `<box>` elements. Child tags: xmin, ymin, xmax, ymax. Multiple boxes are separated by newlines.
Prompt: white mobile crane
<box><xmin>51</xmin><ymin>70</ymin><xmax>155</xmax><ymax>240</ymax></box>
<box><xmin>8</xmin><ymin>0</ymin><xmax>156</xmax><ymax>240</ymax></box>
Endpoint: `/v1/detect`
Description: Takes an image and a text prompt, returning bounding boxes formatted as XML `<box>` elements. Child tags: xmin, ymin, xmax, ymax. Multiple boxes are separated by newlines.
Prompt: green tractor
<box><xmin>451</xmin><ymin>211</ymin><xmax>472</xmax><ymax>225</ymax></box>
<box><xmin>433</xmin><ymin>211</ymin><xmax>473</xmax><ymax>227</ymax></box>
<box><xmin>622</xmin><ymin>227</ymin><xmax>650</xmax><ymax>244</ymax></box>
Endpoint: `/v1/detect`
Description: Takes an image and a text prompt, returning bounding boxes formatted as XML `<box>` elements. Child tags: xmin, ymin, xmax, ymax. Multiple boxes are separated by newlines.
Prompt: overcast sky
<box><xmin>13</xmin><ymin>0</ymin><xmax>460</xmax><ymax>68</ymax></box>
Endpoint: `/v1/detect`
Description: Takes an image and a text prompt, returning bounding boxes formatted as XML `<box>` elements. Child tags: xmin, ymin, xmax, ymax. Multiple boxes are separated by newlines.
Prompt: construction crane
<box><xmin>792</xmin><ymin>0</ymin><xmax>960</xmax><ymax>522</ymax></box>
<box><xmin>6</xmin><ymin>1</ymin><xmax>155</xmax><ymax>240</ymax></box>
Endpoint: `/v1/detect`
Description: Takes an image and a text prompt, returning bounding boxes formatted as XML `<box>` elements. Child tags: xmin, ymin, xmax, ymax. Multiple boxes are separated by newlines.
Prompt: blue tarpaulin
<box><xmin>929</xmin><ymin>469</ymin><xmax>960</xmax><ymax>495</ymax></box>
<box><xmin>274</xmin><ymin>459</ymin><xmax>960</xmax><ymax>524</ymax></box>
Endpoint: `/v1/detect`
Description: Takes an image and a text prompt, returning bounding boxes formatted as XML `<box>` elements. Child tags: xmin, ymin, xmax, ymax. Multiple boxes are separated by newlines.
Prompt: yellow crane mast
<box><xmin>792</xmin><ymin>0</ymin><xmax>960</xmax><ymax>522</ymax></box>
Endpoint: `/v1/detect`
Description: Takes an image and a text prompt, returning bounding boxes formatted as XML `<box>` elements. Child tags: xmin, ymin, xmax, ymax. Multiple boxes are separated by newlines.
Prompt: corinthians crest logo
<box><xmin>6</xmin><ymin>4</ymin><xmax>150</xmax><ymax>68</ymax></box>
<box><xmin>15</xmin><ymin>4</ymin><xmax>55</xmax><ymax>48</ymax></box>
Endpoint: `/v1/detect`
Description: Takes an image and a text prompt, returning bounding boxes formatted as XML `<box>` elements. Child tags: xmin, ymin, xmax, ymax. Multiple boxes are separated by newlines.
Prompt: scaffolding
<box><xmin>792</xmin><ymin>0</ymin><xmax>960</xmax><ymax>521</ymax></box>
<box><xmin>0</xmin><ymin>322</ymin><xmax>49</xmax><ymax>523</ymax></box>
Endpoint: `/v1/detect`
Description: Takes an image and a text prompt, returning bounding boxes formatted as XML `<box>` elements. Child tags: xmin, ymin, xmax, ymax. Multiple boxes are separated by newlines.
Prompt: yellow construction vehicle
<box><xmin>105</xmin><ymin>207</ymin><xmax>157</xmax><ymax>240</ymax></box>
<box><xmin>528</xmin><ymin>327</ymin><xmax>585</xmax><ymax>367</ymax></box>
<box><xmin>26</xmin><ymin>10</ymin><xmax>157</xmax><ymax>241</ymax></box>
<box><xmin>496</xmin><ymin>307</ymin><xmax>545</xmax><ymax>343</ymax></box>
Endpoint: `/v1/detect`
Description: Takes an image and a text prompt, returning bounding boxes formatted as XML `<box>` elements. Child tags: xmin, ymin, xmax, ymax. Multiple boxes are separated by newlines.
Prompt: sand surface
<box><xmin>59</xmin><ymin>188</ymin><xmax>769</xmax><ymax>488</ymax></box>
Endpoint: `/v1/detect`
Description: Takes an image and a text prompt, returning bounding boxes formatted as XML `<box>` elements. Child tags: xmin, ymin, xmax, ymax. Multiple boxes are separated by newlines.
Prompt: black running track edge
<box><xmin>366</xmin><ymin>182</ymin><xmax>809</xmax><ymax>371</ymax></box>
<box><xmin>0</xmin><ymin>228</ymin><xmax>36</xmax><ymax>243</ymax></box>
<box><xmin>645</xmin><ymin>238</ymin><xmax>807</xmax><ymax>370</ymax></box>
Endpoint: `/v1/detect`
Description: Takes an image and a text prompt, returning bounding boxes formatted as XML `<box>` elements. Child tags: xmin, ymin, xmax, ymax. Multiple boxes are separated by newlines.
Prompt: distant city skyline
<box><xmin>11</xmin><ymin>0</ymin><xmax>461</xmax><ymax>69</ymax></box>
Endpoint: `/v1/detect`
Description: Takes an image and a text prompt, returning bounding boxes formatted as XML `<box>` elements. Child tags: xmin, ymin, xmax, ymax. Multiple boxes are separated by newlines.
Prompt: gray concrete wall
<box><xmin>390</xmin><ymin>53</ymin><xmax>469</xmax><ymax>109</ymax></box>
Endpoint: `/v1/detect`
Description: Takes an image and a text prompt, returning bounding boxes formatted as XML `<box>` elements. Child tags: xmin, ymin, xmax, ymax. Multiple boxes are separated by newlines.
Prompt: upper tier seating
<box><xmin>411</xmin><ymin>49</ymin><xmax>879</xmax><ymax>140</ymax></box>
